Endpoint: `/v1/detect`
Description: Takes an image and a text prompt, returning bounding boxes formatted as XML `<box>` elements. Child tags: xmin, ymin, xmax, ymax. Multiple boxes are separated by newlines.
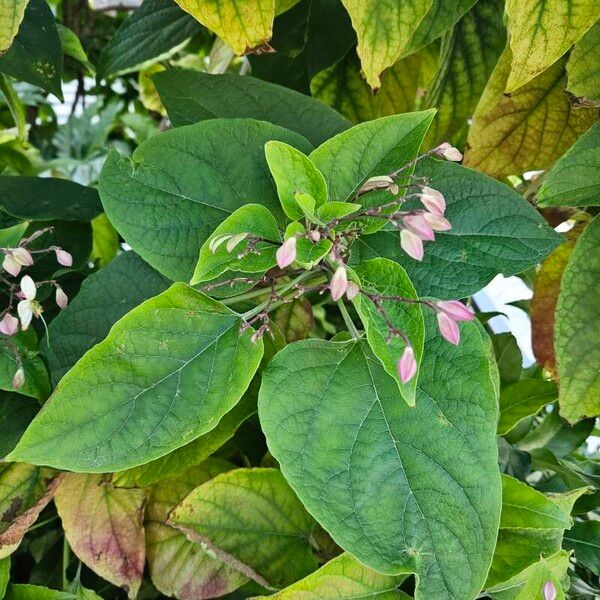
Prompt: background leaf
<box><xmin>0</xmin><ymin>0</ymin><xmax>28</xmax><ymax>53</ymax></box>
<box><xmin>498</xmin><ymin>380</ymin><xmax>558</xmax><ymax>435</ymax></box>
<box><xmin>567</xmin><ymin>19</ymin><xmax>600</xmax><ymax>106</ymax></box>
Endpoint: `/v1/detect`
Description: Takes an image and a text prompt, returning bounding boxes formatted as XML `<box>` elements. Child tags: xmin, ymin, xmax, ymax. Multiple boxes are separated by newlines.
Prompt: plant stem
<box><xmin>62</xmin><ymin>536</ymin><xmax>70</xmax><ymax>590</ymax></box>
<box><xmin>338</xmin><ymin>300</ymin><xmax>360</xmax><ymax>339</ymax></box>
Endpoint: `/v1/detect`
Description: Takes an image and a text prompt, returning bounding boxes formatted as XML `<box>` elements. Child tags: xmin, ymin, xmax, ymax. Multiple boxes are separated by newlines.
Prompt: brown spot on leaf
<box><xmin>1</xmin><ymin>497</ymin><xmax>22</xmax><ymax>523</ymax></box>
<box><xmin>244</xmin><ymin>40</ymin><xmax>274</xmax><ymax>55</ymax></box>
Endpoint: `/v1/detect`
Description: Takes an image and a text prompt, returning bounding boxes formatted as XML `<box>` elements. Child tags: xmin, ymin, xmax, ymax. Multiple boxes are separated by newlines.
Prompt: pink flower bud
<box><xmin>418</xmin><ymin>187</ymin><xmax>446</xmax><ymax>215</ymax></box>
<box><xmin>20</xmin><ymin>275</ymin><xmax>37</xmax><ymax>301</ymax></box>
<box><xmin>276</xmin><ymin>236</ymin><xmax>297</xmax><ymax>269</ymax></box>
<box><xmin>12</xmin><ymin>367</ymin><xmax>24</xmax><ymax>390</ymax></box>
<box><xmin>308</xmin><ymin>230</ymin><xmax>321</xmax><ymax>242</ymax></box>
<box><xmin>403</xmin><ymin>214</ymin><xmax>435</xmax><ymax>241</ymax></box>
<box><xmin>330</xmin><ymin>265</ymin><xmax>348</xmax><ymax>301</ymax></box>
<box><xmin>423</xmin><ymin>212</ymin><xmax>452</xmax><ymax>231</ymax></box>
<box><xmin>55</xmin><ymin>287</ymin><xmax>68</xmax><ymax>309</ymax></box>
<box><xmin>2</xmin><ymin>253</ymin><xmax>20</xmax><ymax>277</ymax></box>
<box><xmin>12</xmin><ymin>247</ymin><xmax>33</xmax><ymax>266</ymax></box>
<box><xmin>400</xmin><ymin>229</ymin><xmax>424</xmax><ymax>261</ymax></box>
<box><xmin>436</xmin><ymin>300</ymin><xmax>474</xmax><ymax>322</ymax></box>
<box><xmin>543</xmin><ymin>581</ymin><xmax>556</xmax><ymax>600</ymax></box>
<box><xmin>0</xmin><ymin>313</ymin><xmax>19</xmax><ymax>336</ymax></box>
<box><xmin>397</xmin><ymin>345</ymin><xmax>417</xmax><ymax>383</ymax></box>
<box><xmin>437</xmin><ymin>312</ymin><xmax>460</xmax><ymax>345</ymax></box>
<box><xmin>438</xmin><ymin>143</ymin><xmax>463</xmax><ymax>162</ymax></box>
<box><xmin>345</xmin><ymin>281</ymin><xmax>360</xmax><ymax>300</ymax></box>
<box><xmin>54</xmin><ymin>248</ymin><xmax>73</xmax><ymax>267</ymax></box>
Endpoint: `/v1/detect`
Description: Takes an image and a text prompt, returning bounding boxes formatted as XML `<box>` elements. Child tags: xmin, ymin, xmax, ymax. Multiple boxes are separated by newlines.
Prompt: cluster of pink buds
<box><xmin>2</xmin><ymin>244</ymin><xmax>72</xmax><ymax>277</ymax></box>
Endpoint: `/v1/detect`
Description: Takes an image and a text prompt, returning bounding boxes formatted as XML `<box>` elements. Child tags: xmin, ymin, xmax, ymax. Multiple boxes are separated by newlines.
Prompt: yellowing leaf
<box><xmin>0</xmin><ymin>0</ymin><xmax>28</xmax><ymax>53</ymax></box>
<box><xmin>340</xmin><ymin>0</ymin><xmax>433</xmax><ymax>88</ymax></box>
<box><xmin>465</xmin><ymin>49</ymin><xmax>596</xmax><ymax>179</ymax></box>
<box><xmin>567</xmin><ymin>19</ymin><xmax>600</xmax><ymax>106</ymax></box>
<box><xmin>505</xmin><ymin>0</ymin><xmax>600</xmax><ymax>92</ymax></box>
<box><xmin>172</xmin><ymin>0</ymin><xmax>276</xmax><ymax>55</ymax></box>
<box><xmin>139</xmin><ymin>64</ymin><xmax>166</xmax><ymax>116</ymax></box>
<box><xmin>55</xmin><ymin>474</ymin><xmax>146</xmax><ymax>598</ymax></box>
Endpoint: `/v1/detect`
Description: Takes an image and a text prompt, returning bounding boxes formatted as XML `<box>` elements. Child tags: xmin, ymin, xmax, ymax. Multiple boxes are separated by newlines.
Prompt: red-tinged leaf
<box><xmin>54</xmin><ymin>474</ymin><xmax>145</xmax><ymax>598</ymax></box>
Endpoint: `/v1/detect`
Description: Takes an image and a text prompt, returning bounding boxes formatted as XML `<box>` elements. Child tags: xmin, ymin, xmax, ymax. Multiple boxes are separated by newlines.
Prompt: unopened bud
<box><xmin>55</xmin><ymin>287</ymin><xmax>68</xmax><ymax>309</ymax></box>
<box><xmin>209</xmin><ymin>234</ymin><xmax>233</xmax><ymax>253</ymax></box>
<box><xmin>543</xmin><ymin>582</ymin><xmax>556</xmax><ymax>600</ymax></box>
<box><xmin>2</xmin><ymin>253</ymin><xmax>21</xmax><ymax>277</ymax></box>
<box><xmin>0</xmin><ymin>313</ymin><xmax>19</xmax><ymax>336</ymax></box>
<box><xmin>423</xmin><ymin>212</ymin><xmax>452</xmax><ymax>231</ymax></box>
<box><xmin>330</xmin><ymin>265</ymin><xmax>348</xmax><ymax>301</ymax></box>
<box><xmin>12</xmin><ymin>247</ymin><xmax>33</xmax><ymax>266</ymax></box>
<box><xmin>437</xmin><ymin>312</ymin><xmax>460</xmax><ymax>345</ymax></box>
<box><xmin>436</xmin><ymin>300</ymin><xmax>474</xmax><ymax>322</ymax></box>
<box><xmin>54</xmin><ymin>248</ymin><xmax>73</xmax><ymax>267</ymax></box>
<box><xmin>397</xmin><ymin>345</ymin><xmax>417</xmax><ymax>383</ymax></box>
<box><xmin>403</xmin><ymin>214</ymin><xmax>435</xmax><ymax>241</ymax></box>
<box><xmin>359</xmin><ymin>175</ymin><xmax>395</xmax><ymax>194</ymax></box>
<box><xmin>12</xmin><ymin>367</ymin><xmax>25</xmax><ymax>390</ymax></box>
<box><xmin>418</xmin><ymin>187</ymin><xmax>446</xmax><ymax>215</ymax></box>
<box><xmin>345</xmin><ymin>281</ymin><xmax>360</xmax><ymax>300</ymax></box>
<box><xmin>276</xmin><ymin>236</ymin><xmax>297</xmax><ymax>269</ymax></box>
<box><xmin>308</xmin><ymin>230</ymin><xmax>321</xmax><ymax>242</ymax></box>
<box><xmin>400</xmin><ymin>229</ymin><xmax>424</xmax><ymax>261</ymax></box>
<box><xmin>20</xmin><ymin>275</ymin><xmax>37</xmax><ymax>301</ymax></box>
<box><xmin>435</xmin><ymin>142</ymin><xmax>463</xmax><ymax>162</ymax></box>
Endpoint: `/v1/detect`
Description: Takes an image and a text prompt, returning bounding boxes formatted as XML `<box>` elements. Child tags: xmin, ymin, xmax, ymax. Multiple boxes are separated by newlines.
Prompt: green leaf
<box><xmin>45</xmin><ymin>252</ymin><xmax>169</xmax><ymax>385</ymax></box>
<box><xmin>0</xmin><ymin>393</ymin><xmax>38</xmax><ymax>458</ymax></box>
<box><xmin>249</xmin><ymin>0</ymin><xmax>356</xmax><ymax>94</ymax></box>
<box><xmin>259</xmin><ymin>316</ymin><xmax>500</xmax><ymax>599</ymax></box>
<box><xmin>0</xmin><ymin>0</ymin><xmax>62</xmax><ymax>100</ymax></box>
<box><xmin>273</xmin><ymin>298</ymin><xmax>314</xmax><ymax>342</ymax></box>
<box><xmin>538</xmin><ymin>121</ymin><xmax>600</xmax><ymax>207</ymax></box>
<box><xmin>295</xmin><ymin>237</ymin><xmax>332</xmax><ymax>267</ymax></box>
<box><xmin>170</xmin><ymin>0</ymin><xmax>275</xmax><ymax>55</ymax></box>
<box><xmin>255</xmin><ymin>553</ymin><xmax>409</xmax><ymax>600</ymax></box>
<box><xmin>555</xmin><ymin>215</ymin><xmax>600</xmax><ymax>423</ymax></box>
<box><xmin>317</xmin><ymin>201</ymin><xmax>361</xmax><ymax>221</ymax></box>
<box><xmin>191</xmin><ymin>204</ymin><xmax>281</xmax><ymax>284</ymax></box>
<box><xmin>309</xmin><ymin>111</ymin><xmax>435</xmax><ymax>203</ymax></box>
<box><xmin>0</xmin><ymin>177</ymin><xmax>101</xmax><ymax>221</ymax></box>
<box><xmin>492</xmin><ymin>333</ymin><xmax>523</xmax><ymax>386</ymax></box>
<box><xmin>265</xmin><ymin>141</ymin><xmax>328</xmax><ymax>220</ymax></box>
<box><xmin>169</xmin><ymin>468</ymin><xmax>317</xmax><ymax>588</ymax></box>
<box><xmin>465</xmin><ymin>50</ymin><xmax>597</xmax><ymax>179</ymax></box>
<box><xmin>9</xmin><ymin>284</ymin><xmax>264</xmax><ymax>472</ymax></box>
<box><xmin>153</xmin><ymin>70</ymin><xmax>349</xmax><ymax>147</ymax></box>
<box><xmin>354</xmin><ymin>258</ymin><xmax>424</xmax><ymax>405</ymax></box>
<box><xmin>505</xmin><ymin>0</ymin><xmax>600</xmax><ymax>92</ymax></box>
<box><xmin>145</xmin><ymin>459</ymin><xmax>247</xmax><ymax>599</ymax></box>
<box><xmin>98</xmin><ymin>119</ymin><xmax>311</xmax><ymax>281</ymax></box>
<box><xmin>97</xmin><ymin>0</ymin><xmax>201</xmax><ymax>78</ymax></box>
<box><xmin>424</xmin><ymin>0</ymin><xmax>506</xmax><ymax>146</ymax></box>
<box><xmin>0</xmin><ymin>0</ymin><xmax>28</xmax><ymax>53</ymax></box>
<box><xmin>563</xmin><ymin>521</ymin><xmax>600</xmax><ymax>575</ymax></box>
<box><xmin>486</xmin><ymin>550</ymin><xmax>570</xmax><ymax>600</ymax></box>
<box><xmin>340</xmin><ymin>0</ymin><xmax>433</xmax><ymax>88</ymax></box>
<box><xmin>354</xmin><ymin>158</ymin><xmax>562</xmax><ymax>299</ymax></box>
<box><xmin>0</xmin><ymin>74</ymin><xmax>26</xmax><ymax>142</ymax></box>
<box><xmin>0</xmin><ymin>557</ymin><xmax>8</xmax><ymax>599</ymax></box>
<box><xmin>57</xmin><ymin>25</ymin><xmax>94</xmax><ymax>76</ymax></box>
<box><xmin>90</xmin><ymin>213</ymin><xmax>119</xmax><ymax>267</ymax></box>
<box><xmin>4</xmin><ymin>585</ymin><xmax>82</xmax><ymax>600</ymax></box>
<box><xmin>567</xmin><ymin>19</ymin><xmax>600</xmax><ymax>106</ymax></box>
<box><xmin>54</xmin><ymin>474</ymin><xmax>145</xmax><ymax>598</ymax></box>
<box><xmin>0</xmin><ymin>464</ymin><xmax>61</xmax><ymax>559</ymax></box>
<box><xmin>498</xmin><ymin>380</ymin><xmax>558</xmax><ymax>435</ymax></box>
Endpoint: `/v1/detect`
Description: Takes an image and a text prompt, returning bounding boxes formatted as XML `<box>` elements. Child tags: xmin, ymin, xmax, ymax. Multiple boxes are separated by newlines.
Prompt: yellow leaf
<box><xmin>173</xmin><ymin>0</ymin><xmax>276</xmax><ymax>55</ymax></box>
<box><xmin>139</xmin><ymin>64</ymin><xmax>167</xmax><ymax>116</ymax></box>
<box><xmin>0</xmin><ymin>0</ymin><xmax>28</xmax><ymax>53</ymax></box>
<box><xmin>505</xmin><ymin>0</ymin><xmax>600</xmax><ymax>92</ymax></box>
<box><xmin>567</xmin><ymin>19</ymin><xmax>600</xmax><ymax>106</ymax></box>
<box><xmin>465</xmin><ymin>49</ymin><xmax>596</xmax><ymax>179</ymax></box>
<box><xmin>340</xmin><ymin>0</ymin><xmax>433</xmax><ymax>89</ymax></box>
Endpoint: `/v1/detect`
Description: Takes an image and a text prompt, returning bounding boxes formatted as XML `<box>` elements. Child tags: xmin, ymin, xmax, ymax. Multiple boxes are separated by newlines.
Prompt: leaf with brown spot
<box><xmin>531</xmin><ymin>227</ymin><xmax>582</xmax><ymax>374</ymax></box>
<box><xmin>146</xmin><ymin>458</ymin><xmax>247</xmax><ymax>599</ymax></box>
<box><xmin>0</xmin><ymin>463</ymin><xmax>62</xmax><ymax>559</ymax></box>
<box><xmin>54</xmin><ymin>474</ymin><xmax>145</xmax><ymax>598</ymax></box>
<box><xmin>273</xmin><ymin>298</ymin><xmax>314</xmax><ymax>342</ymax></box>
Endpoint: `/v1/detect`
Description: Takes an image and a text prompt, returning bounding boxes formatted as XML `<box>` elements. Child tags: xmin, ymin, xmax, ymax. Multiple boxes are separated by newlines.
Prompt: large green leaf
<box><xmin>465</xmin><ymin>50</ymin><xmax>597</xmax><ymax>179</ymax></box>
<box><xmin>563</xmin><ymin>521</ymin><xmax>600</xmax><ymax>575</ymax></box>
<box><xmin>55</xmin><ymin>474</ymin><xmax>146</xmax><ymax>598</ymax></box>
<box><xmin>8</xmin><ymin>284</ymin><xmax>264</xmax><ymax>472</ymax></box>
<box><xmin>555</xmin><ymin>215</ymin><xmax>600</xmax><ymax>423</ymax></box>
<box><xmin>45</xmin><ymin>252</ymin><xmax>169</xmax><ymax>385</ymax></box>
<box><xmin>169</xmin><ymin>468</ymin><xmax>317</xmax><ymax>588</ymax></box>
<box><xmin>354</xmin><ymin>258</ymin><xmax>424</xmax><ymax>405</ymax></box>
<box><xmin>0</xmin><ymin>0</ymin><xmax>62</xmax><ymax>99</ymax></box>
<box><xmin>97</xmin><ymin>0</ymin><xmax>202</xmax><ymax>78</ymax></box>
<box><xmin>353</xmin><ymin>158</ymin><xmax>562</xmax><ymax>299</ymax></box>
<box><xmin>505</xmin><ymin>0</ymin><xmax>600</xmax><ymax>92</ymax></box>
<box><xmin>145</xmin><ymin>459</ymin><xmax>247</xmax><ymax>599</ymax></box>
<box><xmin>0</xmin><ymin>177</ymin><xmax>101</xmax><ymax>221</ymax></box>
<box><xmin>537</xmin><ymin>121</ymin><xmax>600</xmax><ymax>207</ymax></box>
<box><xmin>0</xmin><ymin>0</ymin><xmax>28</xmax><ymax>53</ymax></box>
<box><xmin>98</xmin><ymin>119</ymin><xmax>311</xmax><ymax>281</ymax></box>
<box><xmin>340</xmin><ymin>0</ymin><xmax>433</xmax><ymax>88</ymax></box>
<box><xmin>567</xmin><ymin>20</ymin><xmax>600</xmax><ymax>106</ymax></box>
<box><xmin>424</xmin><ymin>0</ymin><xmax>506</xmax><ymax>146</ymax></box>
<box><xmin>249</xmin><ymin>0</ymin><xmax>356</xmax><ymax>94</ymax></box>
<box><xmin>309</xmin><ymin>111</ymin><xmax>434</xmax><ymax>203</ymax></box>
<box><xmin>256</xmin><ymin>553</ymin><xmax>409</xmax><ymax>600</ymax></box>
<box><xmin>259</xmin><ymin>316</ymin><xmax>500</xmax><ymax>599</ymax></box>
<box><xmin>153</xmin><ymin>70</ymin><xmax>349</xmax><ymax>147</ymax></box>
